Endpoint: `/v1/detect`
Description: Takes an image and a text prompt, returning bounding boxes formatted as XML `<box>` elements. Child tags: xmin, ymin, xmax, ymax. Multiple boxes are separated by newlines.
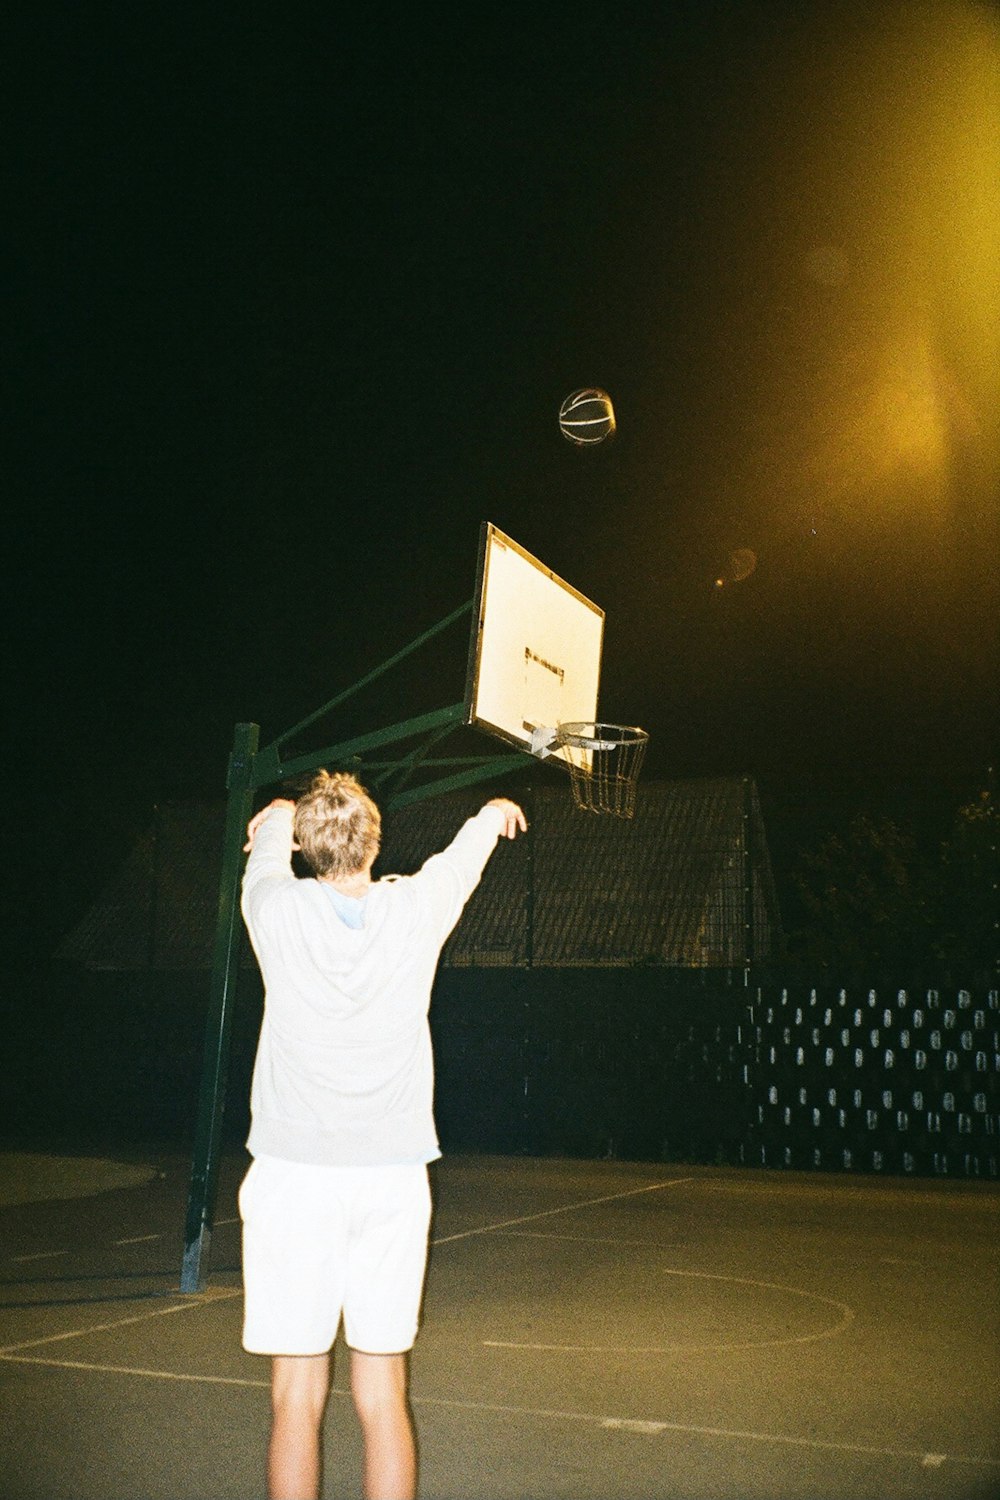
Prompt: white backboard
<box><xmin>464</xmin><ymin>523</ymin><xmax>604</xmax><ymax>758</ymax></box>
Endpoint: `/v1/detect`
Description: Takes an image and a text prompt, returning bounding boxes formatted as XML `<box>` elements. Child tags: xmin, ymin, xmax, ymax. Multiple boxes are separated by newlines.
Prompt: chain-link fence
<box><xmin>747</xmin><ymin>983</ymin><xmax>1000</xmax><ymax>1176</ymax></box>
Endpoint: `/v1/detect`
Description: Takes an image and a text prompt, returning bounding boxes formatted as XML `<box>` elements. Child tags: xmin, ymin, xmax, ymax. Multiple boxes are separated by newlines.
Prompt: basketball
<box><xmin>559</xmin><ymin>388</ymin><xmax>616</xmax><ymax>446</ymax></box>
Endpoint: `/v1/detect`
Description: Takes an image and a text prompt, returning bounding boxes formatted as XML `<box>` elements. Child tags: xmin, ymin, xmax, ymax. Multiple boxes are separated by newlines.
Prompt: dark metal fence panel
<box><xmin>747</xmin><ymin>984</ymin><xmax>1000</xmax><ymax>1178</ymax></box>
<box><xmin>430</xmin><ymin>970</ymin><xmax>751</xmax><ymax>1163</ymax></box>
<box><xmin>17</xmin><ymin>965</ymin><xmax>997</xmax><ymax>1182</ymax></box>
<box><xmin>431</xmin><ymin>975</ymin><xmax>999</xmax><ymax>1178</ymax></box>
<box><xmin>4</xmin><ymin>969</ymin><xmax>247</xmax><ymax>1142</ymax></box>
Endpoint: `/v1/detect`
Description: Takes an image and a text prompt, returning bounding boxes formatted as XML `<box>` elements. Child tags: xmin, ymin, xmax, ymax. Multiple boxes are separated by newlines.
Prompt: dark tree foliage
<box><xmin>937</xmin><ymin>788</ymin><xmax>1000</xmax><ymax>970</ymax></box>
<box><xmin>786</xmin><ymin>784</ymin><xmax>998</xmax><ymax>977</ymax></box>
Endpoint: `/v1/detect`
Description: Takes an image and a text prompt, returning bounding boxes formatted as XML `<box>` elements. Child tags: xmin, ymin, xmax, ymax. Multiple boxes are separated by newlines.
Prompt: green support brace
<box><xmin>253</xmin><ymin>703</ymin><xmax>468</xmax><ymax>789</ymax></box>
<box><xmin>270</xmin><ymin>601</ymin><xmax>472</xmax><ymax>753</ymax></box>
<box><xmin>386</xmin><ymin>753</ymin><xmax>532</xmax><ymax>810</ymax></box>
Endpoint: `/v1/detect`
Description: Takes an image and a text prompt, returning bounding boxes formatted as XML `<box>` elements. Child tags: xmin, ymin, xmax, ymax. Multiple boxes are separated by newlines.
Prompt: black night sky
<box><xmin>9</xmin><ymin>3</ymin><xmax>999</xmax><ymax>956</ymax></box>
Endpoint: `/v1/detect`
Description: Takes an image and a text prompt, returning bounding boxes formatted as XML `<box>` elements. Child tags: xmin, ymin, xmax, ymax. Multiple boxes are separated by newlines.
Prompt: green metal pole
<box><xmin>180</xmin><ymin>722</ymin><xmax>259</xmax><ymax>1293</ymax></box>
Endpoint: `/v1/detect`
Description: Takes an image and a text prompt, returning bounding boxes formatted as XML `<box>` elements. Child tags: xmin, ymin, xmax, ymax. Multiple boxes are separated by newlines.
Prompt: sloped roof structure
<box><xmin>58</xmin><ymin>778</ymin><xmax>781</xmax><ymax>971</ymax></box>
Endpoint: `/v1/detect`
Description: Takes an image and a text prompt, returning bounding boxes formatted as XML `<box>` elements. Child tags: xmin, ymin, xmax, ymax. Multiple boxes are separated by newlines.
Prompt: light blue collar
<box><xmin>322</xmin><ymin>883</ymin><xmax>368</xmax><ymax>930</ymax></box>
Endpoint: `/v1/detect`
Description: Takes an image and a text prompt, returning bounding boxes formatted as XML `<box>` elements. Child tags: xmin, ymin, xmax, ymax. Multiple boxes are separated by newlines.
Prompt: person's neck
<box><xmin>320</xmin><ymin>870</ymin><xmax>371</xmax><ymax>898</ymax></box>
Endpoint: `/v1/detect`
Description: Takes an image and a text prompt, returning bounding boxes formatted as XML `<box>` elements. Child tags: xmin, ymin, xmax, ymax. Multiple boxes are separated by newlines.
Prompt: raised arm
<box><xmin>412</xmin><ymin>798</ymin><xmax>527</xmax><ymax>944</ymax></box>
<box><xmin>241</xmin><ymin>799</ymin><xmax>298</xmax><ymax>922</ymax></box>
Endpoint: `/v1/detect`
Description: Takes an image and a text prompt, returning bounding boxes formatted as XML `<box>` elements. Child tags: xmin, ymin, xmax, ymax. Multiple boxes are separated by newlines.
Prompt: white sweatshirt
<box><xmin>241</xmin><ymin>802</ymin><xmax>507</xmax><ymax>1166</ymax></box>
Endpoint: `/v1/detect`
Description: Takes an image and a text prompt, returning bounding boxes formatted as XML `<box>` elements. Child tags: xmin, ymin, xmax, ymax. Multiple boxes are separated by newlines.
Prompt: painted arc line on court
<box><xmin>11</xmin><ymin>1251</ymin><xmax>70</xmax><ymax>1264</ymax></box>
<box><xmin>482</xmin><ymin>1263</ymin><xmax>855</xmax><ymax>1354</ymax></box>
<box><xmin>4</xmin><ymin>1353</ymin><xmax>997</xmax><ymax>1475</ymax></box>
<box><xmin>0</xmin><ymin>1286</ymin><xmax>242</xmax><ymax>1355</ymax></box>
<box><xmin>431</xmin><ymin>1176</ymin><xmax>697</xmax><ymax>1245</ymax></box>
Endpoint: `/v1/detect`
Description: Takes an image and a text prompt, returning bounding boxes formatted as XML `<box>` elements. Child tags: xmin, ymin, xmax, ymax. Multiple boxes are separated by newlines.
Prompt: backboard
<box><xmin>464</xmin><ymin>523</ymin><xmax>604</xmax><ymax>762</ymax></box>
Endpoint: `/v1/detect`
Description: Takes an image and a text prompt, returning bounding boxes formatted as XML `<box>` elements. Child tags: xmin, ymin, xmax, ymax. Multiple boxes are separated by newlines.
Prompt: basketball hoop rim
<box><xmin>554</xmin><ymin>721</ymin><xmax>649</xmax><ymax>752</ymax></box>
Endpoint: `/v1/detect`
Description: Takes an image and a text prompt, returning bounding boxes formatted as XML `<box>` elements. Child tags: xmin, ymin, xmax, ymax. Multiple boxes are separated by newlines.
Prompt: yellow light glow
<box><xmin>701</xmin><ymin>2</ymin><xmax>999</xmax><ymax>552</ymax></box>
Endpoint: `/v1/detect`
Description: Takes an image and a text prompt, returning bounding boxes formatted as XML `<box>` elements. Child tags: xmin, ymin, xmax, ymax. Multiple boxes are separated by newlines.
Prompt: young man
<box><xmin>239</xmin><ymin>771</ymin><xmax>526</xmax><ymax>1500</ymax></box>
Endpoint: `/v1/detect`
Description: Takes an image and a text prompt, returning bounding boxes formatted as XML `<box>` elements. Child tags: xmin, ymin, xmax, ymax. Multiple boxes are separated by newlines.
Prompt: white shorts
<box><xmin>239</xmin><ymin>1156</ymin><xmax>432</xmax><ymax>1356</ymax></box>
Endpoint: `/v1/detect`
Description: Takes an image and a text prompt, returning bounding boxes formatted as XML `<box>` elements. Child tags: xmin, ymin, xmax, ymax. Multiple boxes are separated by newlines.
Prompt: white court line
<box><xmin>411</xmin><ymin>1394</ymin><xmax>1000</xmax><ymax>1473</ymax></box>
<box><xmin>0</xmin><ymin>1354</ymin><xmax>268</xmax><ymax>1389</ymax></box>
<box><xmin>0</xmin><ymin>1286</ymin><xmax>242</xmax><ymax>1356</ymax></box>
<box><xmin>500</xmin><ymin>1230</ymin><xmax>690</xmax><ymax>1248</ymax></box>
<box><xmin>431</xmin><ymin>1176</ymin><xmax>696</xmax><ymax>1245</ymax></box>
<box><xmin>1</xmin><ymin>1352</ymin><xmax>997</xmax><ymax>1475</ymax></box>
<box><xmin>410</xmin><ymin>1392</ymin><xmax>1000</xmax><ymax>1476</ymax></box>
<box><xmin>6</xmin><ymin>1213</ymin><xmax>242</xmax><ymax>1265</ymax></box>
<box><xmin>481</xmin><ymin>1244</ymin><xmax>855</xmax><ymax>1353</ymax></box>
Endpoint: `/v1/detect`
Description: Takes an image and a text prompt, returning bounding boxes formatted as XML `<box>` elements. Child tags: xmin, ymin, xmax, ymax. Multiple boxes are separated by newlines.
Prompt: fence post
<box><xmin>180</xmin><ymin>722</ymin><xmax>259</xmax><ymax>1293</ymax></box>
<box><xmin>742</xmin><ymin>776</ymin><xmax>755</xmax><ymax>987</ymax></box>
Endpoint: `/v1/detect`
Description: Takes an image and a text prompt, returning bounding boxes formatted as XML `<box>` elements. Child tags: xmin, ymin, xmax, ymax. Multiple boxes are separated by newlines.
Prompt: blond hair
<box><xmin>293</xmin><ymin>771</ymin><xmax>381</xmax><ymax>879</ymax></box>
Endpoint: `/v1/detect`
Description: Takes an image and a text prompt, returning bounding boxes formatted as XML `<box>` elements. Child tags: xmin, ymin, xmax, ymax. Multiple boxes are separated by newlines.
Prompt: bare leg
<box><xmin>350</xmin><ymin>1350</ymin><xmax>417</xmax><ymax>1500</ymax></box>
<box><xmin>269</xmin><ymin>1353</ymin><xmax>331</xmax><ymax>1500</ymax></box>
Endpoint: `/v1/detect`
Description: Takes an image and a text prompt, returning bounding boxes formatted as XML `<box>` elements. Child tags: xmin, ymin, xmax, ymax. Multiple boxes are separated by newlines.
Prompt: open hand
<box><xmin>486</xmin><ymin>798</ymin><xmax>528</xmax><ymax>839</ymax></box>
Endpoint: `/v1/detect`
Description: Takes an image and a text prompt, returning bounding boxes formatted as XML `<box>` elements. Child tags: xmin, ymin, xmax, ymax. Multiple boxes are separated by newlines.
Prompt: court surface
<box><xmin>1</xmin><ymin>1149</ymin><xmax>998</xmax><ymax>1500</ymax></box>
